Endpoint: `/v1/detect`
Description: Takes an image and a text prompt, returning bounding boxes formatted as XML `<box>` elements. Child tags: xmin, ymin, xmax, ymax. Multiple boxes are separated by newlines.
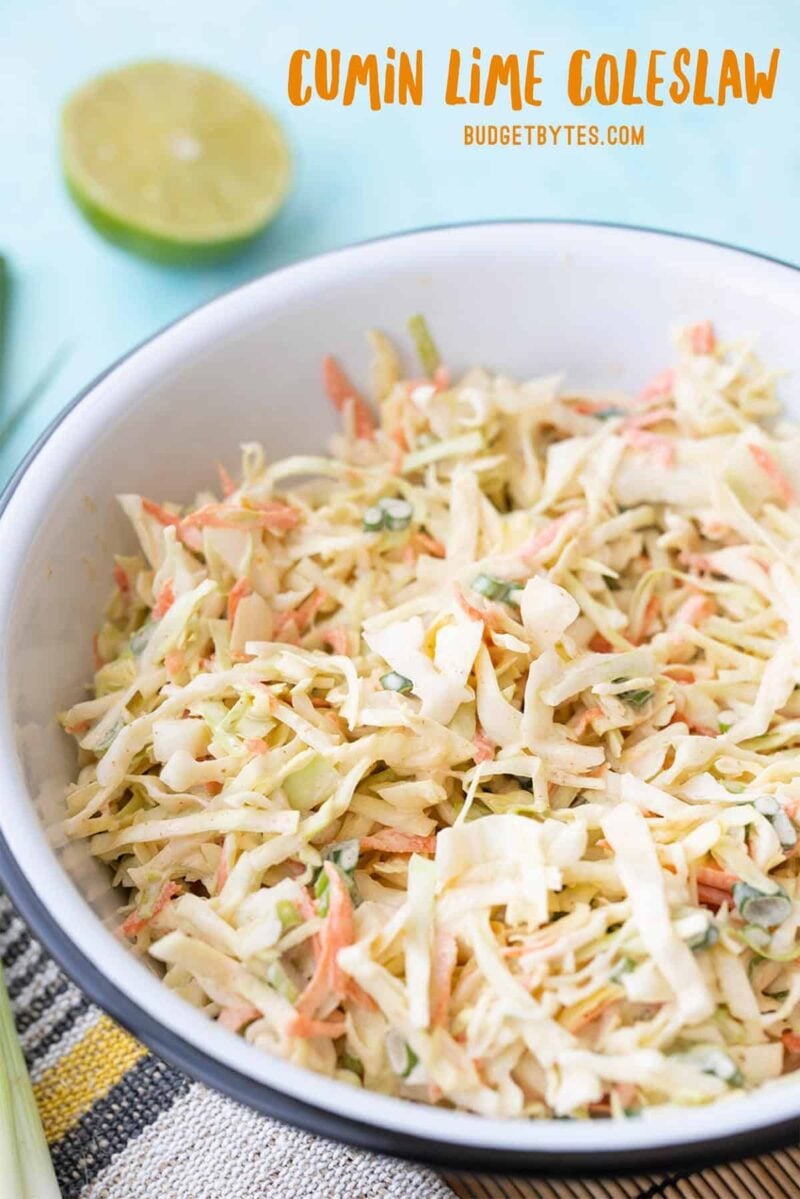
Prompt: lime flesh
<box><xmin>62</xmin><ymin>61</ymin><xmax>291</xmax><ymax>263</ymax></box>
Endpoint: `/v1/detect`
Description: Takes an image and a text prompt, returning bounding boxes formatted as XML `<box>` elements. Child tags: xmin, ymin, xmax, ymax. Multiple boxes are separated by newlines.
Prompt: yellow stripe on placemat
<box><xmin>33</xmin><ymin>1014</ymin><xmax>146</xmax><ymax>1142</ymax></box>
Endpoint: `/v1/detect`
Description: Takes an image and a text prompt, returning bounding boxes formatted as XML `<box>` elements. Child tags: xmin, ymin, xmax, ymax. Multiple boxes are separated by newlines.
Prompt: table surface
<box><xmin>2</xmin><ymin>0</ymin><xmax>799</xmax><ymax>485</ymax></box>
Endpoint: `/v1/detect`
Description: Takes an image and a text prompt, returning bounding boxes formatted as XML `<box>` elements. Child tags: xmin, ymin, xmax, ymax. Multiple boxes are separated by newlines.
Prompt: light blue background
<box><xmin>1</xmin><ymin>0</ymin><xmax>796</xmax><ymax>483</ymax></box>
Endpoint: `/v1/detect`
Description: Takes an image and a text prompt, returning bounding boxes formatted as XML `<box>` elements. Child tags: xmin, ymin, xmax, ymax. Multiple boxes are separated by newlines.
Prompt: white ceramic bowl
<box><xmin>2</xmin><ymin>222</ymin><xmax>800</xmax><ymax>1174</ymax></box>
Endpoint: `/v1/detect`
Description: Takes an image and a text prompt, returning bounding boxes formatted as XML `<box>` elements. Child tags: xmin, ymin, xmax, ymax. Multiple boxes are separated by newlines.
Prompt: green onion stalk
<box><xmin>0</xmin><ymin>962</ymin><xmax>60</xmax><ymax>1196</ymax></box>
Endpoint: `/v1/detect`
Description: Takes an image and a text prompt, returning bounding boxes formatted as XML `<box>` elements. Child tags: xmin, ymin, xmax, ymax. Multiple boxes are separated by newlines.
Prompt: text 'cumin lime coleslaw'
<box><xmin>61</xmin><ymin>317</ymin><xmax>800</xmax><ymax>1120</ymax></box>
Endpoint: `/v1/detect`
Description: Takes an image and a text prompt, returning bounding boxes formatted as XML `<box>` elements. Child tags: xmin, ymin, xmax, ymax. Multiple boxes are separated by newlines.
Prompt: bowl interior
<box><xmin>3</xmin><ymin>222</ymin><xmax>800</xmax><ymax>1161</ymax></box>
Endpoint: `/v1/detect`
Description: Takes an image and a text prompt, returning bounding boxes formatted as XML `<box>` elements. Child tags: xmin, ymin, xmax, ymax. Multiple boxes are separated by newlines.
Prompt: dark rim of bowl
<box><xmin>1</xmin><ymin>219</ymin><xmax>799</xmax><ymax>1177</ymax></box>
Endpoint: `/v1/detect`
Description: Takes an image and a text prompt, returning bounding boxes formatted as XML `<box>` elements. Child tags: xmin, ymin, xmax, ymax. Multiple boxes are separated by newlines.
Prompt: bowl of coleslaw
<box><xmin>3</xmin><ymin>221</ymin><xmax>800</xmax><ymax>1173</ymax></box>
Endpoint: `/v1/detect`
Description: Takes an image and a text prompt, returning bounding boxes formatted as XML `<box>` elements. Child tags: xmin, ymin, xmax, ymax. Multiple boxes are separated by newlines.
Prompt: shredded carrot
<box><xmin>589</xmin><ymin>632</ymin><xmax>612</xmax><ymax>653</ymax></box>
<box><xmin>688</xmin><ymin>320</ymin><xmax>715</xmax><ymax>355</ymax></box>
<box><xmin>636</xmin><ymin>368</ymin><xmax>674</xmax><ymax>406</ymax></box>
<box><xmin>562</xmin><ymin>992</ymin><xmax>621</xmax><ymax>1034</ymax></box>
<box><xmin>274</xmin><ymin>588</ymin><xmax>329</xmax><ymax>639</ymax></box>
<box><xmin>360</xmin><ymin>830</ymin><xmax>436</xmax><ymax>855</ymax></box>
<box><xmin>113</xmin><ymin>563</ymin><xmax>130</xmax><ymax>595</ymax></box>
<box><xmin>152</xmin><ymin>579</ymin><xmax>175</xmax><ymax>620</ymax></box>
<box><xmin>322</xmin><ymin>355</ymin><xmax>375</xmax><ymax>441</ymax></box>
<box><xmin>412</xmin><ymin>531</ymin><xmax>446</xmax><ymax>559</ymax></box>
<box><xmin>227</xmin><ymin>577</ymin><xmax>252</xmax><ymax>625</ymax></box>
<box><xmin>454</xmin><ymin>586</ymin><xmax>502</xmax><ymax>633</ymax></box>
<box><xmin>748</xmin><ymin>443</ymin><xmax>796</xmax><ymax>505</ymax></box>
<box><xmin>142</xmin><ymin>498</ymin><xmax>181</xmax><ymax>527</ymax></box>
<box><xmin>431</xmin><ymin>931</ymin><xmax>457</xmax><ymax>1028</ymax></box>
<box><xmin>782</xmin><ymin>1031</ymin><xmax>800</xmax><ymax>1054</ymax></box>
<box><xmin>321</xmin><ymin>625</ymin><xmax>349</xmax><ymax>655</ymax></box>
<box><xmin>164</xmin><ymin>649</ymin><xmax>185</xmax><ymax>677</ymax></box>
<box><xmin>181</xmin><ymin>501</ymin><xmax>299</xmax><ymax>534</ymax></box>
<box><xmin>244</xmin><ymin>738</ymin><xmax>268</xmax><ymax>755</ymax></box>
<box><xmin>433</xmin><ymin>364</ymin><xmax>450</xmax><ymax>391</ymax></box>
<box><xmin>245</xmin><ymin>499</ymin><xmax>301</xmax><ymax>530</ymax></box>
<box><xmin>572</xmin><ymin>399</ymin><xmax>611</xmax><ymax>415</ymax></box>
<box><xmin>672</xmin><ymin>593</ymin><xmax>715</xmax><ymax>629</ymax></box>
<box><xmin>296</xmin><ymin>863</ymin><xmax>355</xmax><ymax>1018</ymax></box>
<box><xmin>92</xmin><ymin>632</ymin><xmax>104</xmax><ymax>671</ymax></box>
<box><xmin>217</xmin><ymin>463</ymin><xmax>236</xmax><ymax>497</ymax></box>
<box><xmin>572</xmin><ymin>706</ymin><xmax>604</xmax><ymax>737</ymax></box>
<box><xmin>288</xmin><ymin>1013</ymin><xmax>347</xmax><ymax>1039</ymax></box>
<box><xmin>698</xmin><ymin>883</ymin><xmax>732</xmax><ymax>910</ymax></box>
<box><xmin>696</xmin><ymin>867</ymin><xmax>736</xmax><ymax>892</ymax></box>
<box><xmin>633</xmin><ymin>594</ymin><xmax>661</xmax><ymax>643</ymax></box>
<box><xmin>214</xmin><ymin>846</ymin><xmax>230</xmax><ymax>896</ymax></box>
<box><xmin>520</xmin><ymin>511</ymin><xmax>581</xmax><ymax>565</ymax></box>
<box><xmin>391</xmin><ymin>424</ymin><xmax>409</xmax><ymax>453</ymax></box>
<box><xmin>623</xmin><ymin>428</ymin><xmax>676</xmax><ymax>468</ymax></box>
<box><xmin>218</xmin><ymin>1003</ymin><xmax>260</xmax><ymax>1033</ymax></box>
<box><xmin>664</xmin><ymin>666</ymin><xmax>695</xmax><ymax>683</ymax></box>
<box><xmin>473</xmin><ymin>726</ymin><xmax>495</xmax><ymax>764</ymax></box>
<box><xmin>680</xmin><ymin>551</ymin><xmax>714</xmax><ymax>575</ymax></box>
<box><xmin>623</xmin><ymin>405</ymin><xmax>674</xmax><ymax>431</ymax></box>
<box><xmin>121</xmin><ymin>881</ymin><xmax>181</xmax><ymax>937</ymax></box>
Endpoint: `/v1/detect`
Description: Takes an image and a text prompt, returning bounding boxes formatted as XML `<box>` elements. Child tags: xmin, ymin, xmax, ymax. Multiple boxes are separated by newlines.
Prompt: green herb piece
<box><xmin>407</xmin><ymin>314</ymin><xmax>440</xmax><ymax>377</ymax></box>
<box><xmin>380</xmin><ymin>671</ymin><xmax>413</xmax><ymax>693</ymax></box>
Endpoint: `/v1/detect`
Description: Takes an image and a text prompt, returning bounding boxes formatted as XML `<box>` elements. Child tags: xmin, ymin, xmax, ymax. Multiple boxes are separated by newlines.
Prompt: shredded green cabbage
<box><xmin>61</xmin><ymin>320</ymin><xmax>800</xmax><ymax>1117</ymax></box>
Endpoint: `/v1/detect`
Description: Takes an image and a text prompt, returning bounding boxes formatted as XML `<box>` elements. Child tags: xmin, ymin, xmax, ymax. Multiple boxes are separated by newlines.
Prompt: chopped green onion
<box><xmin>339</xmin><ymin>1050</ymin><xmax>364</xmax><ymax>1079</ymax></box>
<box><xmin>471</xmin><ymin>573</ymin><xmax>506</xmax><ymax>600</ymax></box>
<box><xmin>690</xmin><ymin>925</ymin><xmax>719</xmax><ymax>951</ymax></box>
<box><xmin>328</xmin><ymin>838</ymin><xmax>360</xmax><ymax>873</ymax></box>
<box><xmin>314</xmin><ymin>840</ymin><xmax>361</xmax><ymax>914</ymax></box>
<box><xmin>718</xmin><ymin>721</ymin><xmax>731</xmax><ymax>733</ymax></box>
<box><xmin>0</xmin><ymin>964</ymin><xmax>60</xmax><ymax>1196</ymax></box>
<box><xmin>266</xmin><ymin>961</ymin><xmax>299</xmax><ymax>1003</ymax></box>
<box><xmin>386</xmin><ymin>1030</ymin><xmax>421</xmax><ymax>1078</ymax></box>
<box><xmin>407</xmin><ymin>314</ymin><xmax>440</xmax><ymax>377</ymax></box>
<box><xmin>595</xmin><ymin>406</ymin><xmax>626</xmax><ymax>419</ymax></box>
<box><xmin>129</xmin><ymin>620</ymin><xmax>155</xmax><ymax>656</ymax></box>
<box><xmin>363</xmin><ymin>505</ymin><xmax>385</xmax><ymax>532</ymax></box>
<box><xmin>740</xmin><ymin>925</ymin><xmax>800</xmax><ymax>961</ymax></box>
<box><xmin>380</xmin><ymin>671</ymin><xmax>413</xmax><ymax>693</ymax></box>
<box><xmin>471</xmin><ymin>573</ymin><xmax>521</xmax><ymax>603</ymax></box>
<box><xmin>754</xmin><ymin>796</ymin><xmax>797</xmax><ymax>848</ymax></box>
<box><xmin>379</xmin><ymin>497</ymin><xmax>413</xmax><ymax>531</ymax></box>
<box><xmin>276</xmin><ymin>899</ymin><xmax>302</xmax><ymax>932</ymax></box>
<box><xmin>693</xmin><ymin>1047</ymin><xmax>743</xmax><ymax>1086</ymax></box>
<box><xmin>618</xmin><ymin>688</ymin><xmax>654</xmax><ymax>709</ymax></box>
<box><xmin>677</xmin><ymin>909</ymin><xmax>719</xmax><ymax>950</ymax></box>
<box><xmin>610</xmin><ymin>956</ymin><xmax>635</xmax><ymax>981</ymax></box>
<box><xmin>402</xmin><ymin>1044</ymin><xmax>419</xmax><ymax>1077</ymax></box>
<box><xmin>732</xmin><ymin>882</ymin><xmax>792</xmax><ymax>929</ymax></box>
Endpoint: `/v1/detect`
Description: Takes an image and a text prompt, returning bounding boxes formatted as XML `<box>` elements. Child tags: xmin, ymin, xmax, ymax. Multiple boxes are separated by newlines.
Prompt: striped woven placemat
<box><xmin>3</xmin><ymin>890</ymin><xmax>799</xmax><ymax>1199</ymax></box>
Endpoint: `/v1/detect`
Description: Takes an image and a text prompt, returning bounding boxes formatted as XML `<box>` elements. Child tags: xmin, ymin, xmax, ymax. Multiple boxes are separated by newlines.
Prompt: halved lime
<box><xmin>62</xmin><ymin>61</ymin><xmax>291</xmax><ymax>263</ymax></box>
